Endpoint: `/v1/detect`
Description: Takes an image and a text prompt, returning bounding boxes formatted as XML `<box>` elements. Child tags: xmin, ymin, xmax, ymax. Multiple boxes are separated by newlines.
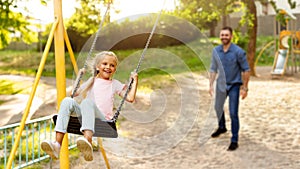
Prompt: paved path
<box><xmin>0</xmin><ymin>75</ymin><xmax>72</xmax><ymax>126</ymax></box>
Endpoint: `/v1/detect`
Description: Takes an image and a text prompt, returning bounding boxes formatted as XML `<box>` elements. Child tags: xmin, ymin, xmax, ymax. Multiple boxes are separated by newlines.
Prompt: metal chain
<box><xmin>112</xmin><ymin>2</ymin><xmax>165</xmax><ymax>122</ymax></box>
<box><xmin>71</xmin><ymin>3</ymin><xmax>110</xmax><ymax>98</ymax></box>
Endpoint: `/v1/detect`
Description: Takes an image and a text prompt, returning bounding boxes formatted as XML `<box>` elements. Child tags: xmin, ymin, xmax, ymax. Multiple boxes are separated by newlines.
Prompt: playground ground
<box><xmin>1</xmin><ymin>66</ymin><xmax>300</xmax><ymax>169</ymax></box>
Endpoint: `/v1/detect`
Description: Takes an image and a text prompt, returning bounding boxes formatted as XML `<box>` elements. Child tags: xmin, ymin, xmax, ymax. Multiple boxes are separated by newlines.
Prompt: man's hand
<box><xmin>209</xmin><ymin>72</ymin><xmax>217</xmax><ymax>97</ymax></box>
<box><xmin>209</xmin><ymin>86</ymin><xmax>214</xmax><ymax>97</ymax></box>
<box><xmin>241</xmin><ymin>71</ymin><xmax>250</xmax><ymax>100</ymax></box>
<box><xmin>240</xmin><ymin>88</ymin><xmax>248</xmax><ymax>99</ymax></box>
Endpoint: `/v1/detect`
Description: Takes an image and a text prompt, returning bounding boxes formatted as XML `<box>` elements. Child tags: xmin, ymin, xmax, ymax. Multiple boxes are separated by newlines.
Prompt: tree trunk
<box><xmin>222</xmin><ymin>15</ymin><xmax>228</xmax><ymax>27</ymax></box>
<box><xmin>208</xmin><ymin>20</ymin><xmax>217</xmax><ymax>37</ymax></box>
<box><xmin>245</xmin><ymin>0</ymin><xmax>258</xmax><ymax>76</ymax></box>
<box><xmin>209</xmin><ymin>27</ymin><xmax>216</xmax><ymax>37</ymax></box>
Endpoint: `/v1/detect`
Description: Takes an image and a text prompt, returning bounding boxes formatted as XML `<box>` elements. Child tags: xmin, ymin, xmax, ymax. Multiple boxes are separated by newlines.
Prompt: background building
<box><xmin>216</xmin><ymin>0</ymin><xmax>300</xmax><ymax>36</ymax></box>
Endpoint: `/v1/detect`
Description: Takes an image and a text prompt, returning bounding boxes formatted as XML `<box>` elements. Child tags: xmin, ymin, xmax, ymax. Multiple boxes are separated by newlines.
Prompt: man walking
<box><xmin>209</xmin><ymin>26</ymin><xmax>250</xmax><ymax>151</ymax></box>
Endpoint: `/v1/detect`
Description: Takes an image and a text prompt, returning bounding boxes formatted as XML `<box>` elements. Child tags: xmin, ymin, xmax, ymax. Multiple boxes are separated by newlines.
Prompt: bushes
<box><xmin>49</xmin><ymin>14</ymin><xmax>201</xmax><ymax>52</ymax></box>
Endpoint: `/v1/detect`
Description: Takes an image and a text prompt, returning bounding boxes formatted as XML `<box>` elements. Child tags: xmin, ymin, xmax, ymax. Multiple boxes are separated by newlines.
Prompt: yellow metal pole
<box><xmin>5</xmin><ymin>20</ymin><xmax>58</xmax><ymax>169</ymax></box>
<box><xmin>53</xmin><ymin>0</ymin><xmax>69</xmax><ymax>168</ymax></box>
<box><xmin>98</xmin><ymin>138</ymin><xmax>111</xmax><ymax>169</ymax></box>
<box><xmin>254</xmin><ymin>40</ymin><xmax>275</xmax><ymax>70</ymax></box>
<box><xmin>63</xmin><ymin>27</ymin><xmax>78</xmax><ymax>74</ymax></box>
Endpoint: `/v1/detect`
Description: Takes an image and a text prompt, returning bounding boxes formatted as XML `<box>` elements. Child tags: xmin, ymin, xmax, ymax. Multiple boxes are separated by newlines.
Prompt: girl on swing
<box><xmin>41</xmin><ymin>51</ymin><xmax>138</xmax><ymax>161</ymax></box>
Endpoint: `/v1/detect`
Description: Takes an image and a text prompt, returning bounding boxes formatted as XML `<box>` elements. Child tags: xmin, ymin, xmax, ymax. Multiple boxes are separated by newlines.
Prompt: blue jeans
<box><xmin>215</xmin><ymin>84</ymin><xmax>240</xmax><ymax>143</ymax></box>
<box><xmin>55</xmin><ymin>97</ymin><xmax>106</xmax><ymax>134</ymax></box>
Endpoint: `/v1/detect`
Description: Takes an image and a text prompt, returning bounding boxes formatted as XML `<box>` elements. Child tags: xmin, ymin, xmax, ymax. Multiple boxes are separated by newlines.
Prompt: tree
<box><xmin>173</xmin><ymin>0</ymin><xmax>238</xmax><ymax>37</ymax></box>
<box><xmin>66</xmin><ymin>0</ymin><xmax>118</xmax><ymax>37</ymax></box>
<box><xmin>64</xmin><ymin>0</ymin><xmax>119</xmax><ymax>51</ymax></box>
<box><xmin>240</xmin><ymin>0</ymin><xmax>257</xmax><ymax>76</ymax></box>
<box><xmin>0</xmin><ymin>0</ymin><xmax>39</xmax><ymax>49</ymax></box>
<box><xmin>66</xmin><ymin>0</ymin><xmax>103</xmax><ymax>37</ymax></box>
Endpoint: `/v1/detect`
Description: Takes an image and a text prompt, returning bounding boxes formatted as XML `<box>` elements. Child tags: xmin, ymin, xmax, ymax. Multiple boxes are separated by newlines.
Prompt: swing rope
<box><xmin>112</xmin><ymin>10</ymin><xmax>163</xmax><ymax>122</ymax></box>
<box><xmin>71</xmin><ymin>3</ymin><xmax>110</xmax><ymax>98</ymax></box>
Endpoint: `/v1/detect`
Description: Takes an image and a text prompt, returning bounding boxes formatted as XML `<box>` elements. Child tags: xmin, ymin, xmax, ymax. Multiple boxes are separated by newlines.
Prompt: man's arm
<box><xmin>240</xmin><ymin>71</ymin><xmax>250</xmax><ymax>99</ymax></box>
<box><xmin>209</xmin><ymin>72</ymin><xmax>217</xmax><ymax>96</ymax></box>
<box><xmin>209</xmin><ymin>49</ymin><xmax>219</xmax><ymax>97</ymax></box>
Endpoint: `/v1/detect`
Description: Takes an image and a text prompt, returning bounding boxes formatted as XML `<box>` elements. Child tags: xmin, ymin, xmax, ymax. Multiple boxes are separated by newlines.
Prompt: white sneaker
<box><xmin>76</xmin><ymin>137</ymin><xmax>93</xmax><ymax>161</ymax></box>
<box><xmin>41</xmin><ymin>140</ymin><xmax>61</xmax><ymax>159</ymax></box>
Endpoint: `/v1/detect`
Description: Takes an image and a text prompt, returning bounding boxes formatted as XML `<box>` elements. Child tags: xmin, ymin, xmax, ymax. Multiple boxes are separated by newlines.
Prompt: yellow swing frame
<box><xmin>6</xmin><ymin>0</ymin><xmax>111</xmax><ymax>168</ymax></box>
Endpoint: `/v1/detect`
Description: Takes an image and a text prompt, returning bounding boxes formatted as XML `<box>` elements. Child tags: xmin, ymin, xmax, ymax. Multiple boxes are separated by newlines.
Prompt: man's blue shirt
<box><xmin>210</xmin><ymin>43</ymin><xmax>250</xmax><ymax>91</ymax></box>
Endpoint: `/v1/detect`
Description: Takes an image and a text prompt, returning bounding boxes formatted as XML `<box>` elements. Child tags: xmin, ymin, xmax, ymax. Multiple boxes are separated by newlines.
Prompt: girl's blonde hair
<box><xmin>81</xmin><ymin>51</ymin><xmax>118</xmax><ymax>96</ymax></box>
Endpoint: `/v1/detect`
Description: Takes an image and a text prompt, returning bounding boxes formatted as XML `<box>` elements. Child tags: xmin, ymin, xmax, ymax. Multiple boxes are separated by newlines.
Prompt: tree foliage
<box><xmin>93</xmin><ymin>14</ymin><xmax>200</xmax><ymax>50</ymax></box>
<box><xmin>65</xmin><ymin>0</ymin><xmax>118</xmax><ymax>37</ymax></box>
<box><xmin>62</xmin><ymin>0</ymin><xmax>116</xmax><ymax>51</ymax></box>
<box><xmin>65</xmin><ymin>0</ymin><xmax>103</xmax><ymax>37</ymax></box>
<box><xmin>0</xmin><ymin>0</ymin><xmax>39</xmax><ymax>49</ymax></box>
<box><xmin>172</xmin><ymin>0</ymin><xmax>239</xmax><ymax>34</ymax></box>
<box><xmin>269</xmin><ymin>0</ymin><xmax>297</xmax><ymax>26</ymax></box>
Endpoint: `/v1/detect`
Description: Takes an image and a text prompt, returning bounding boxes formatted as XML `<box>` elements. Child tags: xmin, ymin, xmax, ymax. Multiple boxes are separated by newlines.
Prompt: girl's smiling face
<box><xmin>96</xmin><ymin>55</ymin><xmax>117</xmax><ymax>80</ymax></box>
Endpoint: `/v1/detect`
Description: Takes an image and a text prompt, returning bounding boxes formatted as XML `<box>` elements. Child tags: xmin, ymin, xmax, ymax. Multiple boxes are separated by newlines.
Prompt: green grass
<box><xmin>0</xmin><ymin>79</ymin><xmax>24</xmax><ymax>105</ymax></box>
<box><xmin>0</xmin><ymin>79</ymin><xmax>29</xmax><ymax>95</ymax></box>
<box><xmin>255</xmin><ymin>36</ymin><xmax>277</xmax><ymax>66</ymax></box>
<box><xmin>0</xmin><ymin>41</ymin><xmax>208</xmax><ymax>79</ymax></box>
<box><xmin>0</xmin><ymin>37</ymin><xmax>277</xmax><ymax>99</ymax></box>
<box><xmin>0</xmin><ymin>79</ymin><xmax>32</xmax><ymax>105</ymax></box>
<box><xmin>0</xmin><ymin>50</ymin><xmax>75</xmax><ymax>78</ymax></box>
<box><xmin>0</xmin><ymin>45</ymin><xmax>206</xmax><ymax>99</ymax></box>
<box><xmin>0</xmin><ymin>36</ymin><xmax>276</xmax><ymax>78</ymax></box>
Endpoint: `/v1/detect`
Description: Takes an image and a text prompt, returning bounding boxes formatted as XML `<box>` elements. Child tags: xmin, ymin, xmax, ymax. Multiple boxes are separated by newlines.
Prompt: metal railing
<box><xmin>0</xmin><ymin>115</ymin><xmax>79</xmax><ymax>169</ymax></box>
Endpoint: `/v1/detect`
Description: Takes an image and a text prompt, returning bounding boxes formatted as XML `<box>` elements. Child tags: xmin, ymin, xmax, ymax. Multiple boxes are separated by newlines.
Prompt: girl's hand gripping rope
<box><xmin>71</xmin><ymin>68</ymin><xmax>86</xmax><ymax>97</ymax></box>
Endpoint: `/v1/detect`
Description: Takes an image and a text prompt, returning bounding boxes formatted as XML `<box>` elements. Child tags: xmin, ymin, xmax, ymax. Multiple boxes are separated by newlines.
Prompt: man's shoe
<box><xmin>227</xmin><ymin>142</ymin><xmax>238</xmax><ymax>151</ymax></box>
<box><xmin>41</xmin><ymin>140</ymin><xmax>61</xmax><ymax>159</ymax></box>
<box><xmin>211</xmin><ymin>128</ymin><xmax>227</xmax><ymax>138</ymax></box>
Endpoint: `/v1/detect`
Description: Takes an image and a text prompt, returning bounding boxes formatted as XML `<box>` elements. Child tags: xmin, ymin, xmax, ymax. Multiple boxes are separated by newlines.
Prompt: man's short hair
<box><xmin>221</xmin><ymin>26</ymin><xmax>233</xmax><ymax>35</ymax></box>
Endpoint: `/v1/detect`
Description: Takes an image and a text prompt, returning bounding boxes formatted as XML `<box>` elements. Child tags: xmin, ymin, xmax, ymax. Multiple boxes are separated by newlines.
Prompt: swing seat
<box><xmin>52</xmin><ymin>115</ymin><xmax>118</xmax><ymax>138</ymax></box>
